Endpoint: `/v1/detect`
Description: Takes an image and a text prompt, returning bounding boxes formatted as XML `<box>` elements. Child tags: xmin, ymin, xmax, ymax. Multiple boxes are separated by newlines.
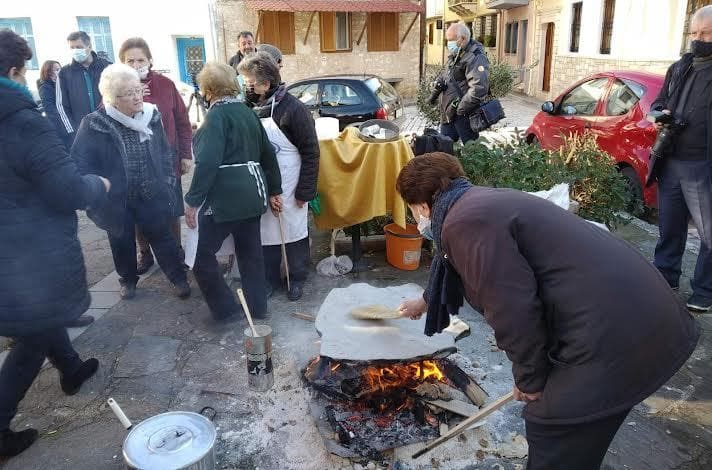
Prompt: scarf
<box><xmin>250</xmin><ymin>83</ymin><xmax>288</xmax><ymax>118</ymax></box>
<box><xmin>105</xmin><ymin>102</ymin><xmax>155</xmax><ymax>142</ymax></box>
<box><xmin>0</xmin><ymin>76</ymin><xmax>34</xmax><ymax>101</ymax></box>
<box><xmin>423</xmin><ymin>177</ymin><xmax>472</xmax><ymax>336</ymax></box>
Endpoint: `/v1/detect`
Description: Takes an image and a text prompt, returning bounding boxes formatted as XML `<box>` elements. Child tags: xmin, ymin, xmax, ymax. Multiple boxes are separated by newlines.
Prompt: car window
<box><xmin>288</xmin><ymin>83</ymin><xmax>319</xmax><ymax>107</ymax></box>
<box><xmin>559</xmin><ymin>78</ymin><xmax>609</xmax><ymax>116</ymax></box>
<box><xmin>365</xmin><ymin>77</ymin><xmax>398</xmax><ymax>104</ymax></box>
<box><xmin>321</xmin><ymin>83</ymin><xmax>362</xmax><ymax>107</ymax></box>
<box><xmin>605</xmin><ymin>79</ymin><xmax>645</xmax><ymax>116</ymax></box>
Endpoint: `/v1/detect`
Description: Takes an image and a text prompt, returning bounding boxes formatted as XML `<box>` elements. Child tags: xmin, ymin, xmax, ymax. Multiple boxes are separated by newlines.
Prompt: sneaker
<box><xmin>66</xmin><ymin>315</ymin><xmax>95</xmax><ymax>328</ymax></box>
<box><xmin>136</xmin><ymin>251</ymin><xmax>154</xmax><ymax>275</ymax></box>
<box><xmin>287</xmin><ymin>284</ymin><xmax>303</xmax><ymax>302</ymax></box>
<box><xmin>173</xmin><ymin>280</ymin><xmax>191</xmax><ymax>299</ymax></box>
<box><xmin>120</xmin><ymin>283</ymin><xmax>136</xmax><ymax>300</ymax></box>
<box><xmin>60</xmin><ymin>358</ymin><xmax>99</xmax><ymax>396</ymax></box>
<box><xmin>686</xmin><ymin>294</ymin><xmax>712</xmax><ymax>312</ymax></box>
<box><xmin>0</xmin><ymin>428</ymin><xmax>38</xmax><ymax>457</ymax></box>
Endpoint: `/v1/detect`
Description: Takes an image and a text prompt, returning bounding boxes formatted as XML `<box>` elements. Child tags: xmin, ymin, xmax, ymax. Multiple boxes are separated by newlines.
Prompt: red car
<box><xmin>526</xmin><ymin>71</ymin><xmax>664</xmax><ymax>208</ymax></box>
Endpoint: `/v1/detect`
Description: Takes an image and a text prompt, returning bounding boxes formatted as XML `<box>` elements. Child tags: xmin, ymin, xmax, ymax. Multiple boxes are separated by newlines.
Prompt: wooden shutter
<box><xmin>428</xmin><ymin>23</ymin><xmax>434</xmax><ymax>45</ymax></box>
<box><xmin>261</xmin><ymin>11</ymin><xmax>295</xmax><ymax>54</ymax></box>
<box><xmin>320</xmin><ymin>12</ymin><xmax>336</xmax><ymax>51</ymax></box>
<box><xmin>368</xmin><ymin>13</ymin><xmax>399</xmax><ymax>52</ymax></box>
<box><xmin>600</xmin><ymin>0</ymin><xmax>615</xmax><ymax>54</ymax></box>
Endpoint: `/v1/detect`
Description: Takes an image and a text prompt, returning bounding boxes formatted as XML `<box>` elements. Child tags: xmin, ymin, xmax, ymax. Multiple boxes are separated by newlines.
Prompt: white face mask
<box><xmin>72</xmin><ymin>48</ymin><xmax>88</xmax><ymax>63</ymax></box>
<box><xmin>136</xmin><ymin>65</ymin><xmax>150</xmax><ymax>80</ymax></box>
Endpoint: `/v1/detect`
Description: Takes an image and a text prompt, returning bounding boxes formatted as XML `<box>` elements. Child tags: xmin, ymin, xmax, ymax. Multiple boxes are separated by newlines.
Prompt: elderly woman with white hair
<box><xmin>72</xmin><ymin>63</ymin><xmax>191</xmax><ymax>300</ymax></box>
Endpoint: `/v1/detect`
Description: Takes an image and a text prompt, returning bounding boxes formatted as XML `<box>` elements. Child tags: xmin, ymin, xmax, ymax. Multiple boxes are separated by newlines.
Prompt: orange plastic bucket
<box><xmin>384</xmin><ymin>223</ymin><xmax>423</xmax><ymax>271</ymax></box>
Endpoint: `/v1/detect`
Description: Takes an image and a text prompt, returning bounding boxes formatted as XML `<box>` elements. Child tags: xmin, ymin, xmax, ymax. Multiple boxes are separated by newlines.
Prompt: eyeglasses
<box><xmin>117</xmin><ymin>88</ymin><xmax>143</xmax><ymax>98</ymax></box>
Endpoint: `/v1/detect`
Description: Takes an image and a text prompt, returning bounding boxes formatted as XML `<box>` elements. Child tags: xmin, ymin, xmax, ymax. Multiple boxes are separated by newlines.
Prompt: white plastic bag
<box><xmin>316</xmin><ymin>230</ymin><xmax>353</xmax><ymax>277</ymax></box>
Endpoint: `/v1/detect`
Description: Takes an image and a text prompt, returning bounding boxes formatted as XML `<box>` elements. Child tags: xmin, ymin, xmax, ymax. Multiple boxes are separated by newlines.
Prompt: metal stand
<box><xmin>349</xmin><ymin>223</ymin><xmax>372</xmax><ymax>274</ymax></box>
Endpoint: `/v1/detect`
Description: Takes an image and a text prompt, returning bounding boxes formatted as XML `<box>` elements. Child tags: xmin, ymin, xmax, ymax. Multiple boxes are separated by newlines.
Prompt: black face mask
<box><xmin>245</xmin><ymin>89</ymin><xmax>261</xmax><ymax>103</ymax></box>
<box><xmin>691</xmin><ymin>40</ymin><xmax>712</xmax><ymax>58</ymax></box>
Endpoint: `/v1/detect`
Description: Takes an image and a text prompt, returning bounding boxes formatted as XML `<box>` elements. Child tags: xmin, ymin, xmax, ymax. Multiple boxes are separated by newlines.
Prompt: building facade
<box><xmin>425</xmin><ymin>0</ymin><xmax>445</xmax><ymax>66</ymax></box>
<box><xmin>215</xmin><ymin>0</ymin><xmax>424</xmax><ymax>97</ymax></box>
<box><xmin>0</xmin><ymin>0</ymin><xmax>218</xmax><ymax>93</ymax></box>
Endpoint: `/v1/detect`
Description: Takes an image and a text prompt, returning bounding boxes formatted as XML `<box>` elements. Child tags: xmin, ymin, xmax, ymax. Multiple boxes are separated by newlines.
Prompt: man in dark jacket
<box><xmin>228</xmin><ymin>31</ymin><xmax>255</xmax><ymax>71</ymax></box>
<box><xmin>56</xmin><ymin>31</ymin><xmax>111</xmax><ymax>145</ymax></box>
<box><xmin>650</xmin><ymin>5</ymin><xmax>712</xmax><ymax>312</ymax></box>
<box><xmin>432</xmin><ymin>22</ymin><xmax>489</xmax><ymax>144</ymax></box>
<box><xmin>398</xmin><ymin>153</ymin><xmax>700</xmax><ymax>470</ymax></box>
<box><xmin>0</xmin><ymin>29</ymin><xmax>110</xmax><ymax>458</ymax></box>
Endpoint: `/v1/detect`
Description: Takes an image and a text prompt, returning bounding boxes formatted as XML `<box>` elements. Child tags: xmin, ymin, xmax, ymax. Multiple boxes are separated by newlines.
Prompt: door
<box><xmin>176</xmin><ymin>37</ymin><xmax>206</xmax><ymax>85</ymax></box>
<box><xmin>542</xmin><ymin>23</ymin><xmax>554</xmax><ymax>92</ymax></box>
<box><xmin>541</xmin><ymin>77</ymin><xmax>609</xmax><ymax>149</ymax></box>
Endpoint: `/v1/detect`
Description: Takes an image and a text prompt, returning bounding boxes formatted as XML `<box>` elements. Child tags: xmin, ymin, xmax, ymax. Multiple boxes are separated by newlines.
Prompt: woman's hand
<box><xmin>185</xmin><ymin>205</ymin><xmax>198</xmax><ymax>229</ymax></box>
<box><xmin>513</xmin><ymin>385</ymin><xmax>542</xmax><ymax>403</ymax></box>
<box><xmin>269</xmin><ymin>195</ymin><xmax>283</xmax><ymax>215</ymax></box>
<box><xmin>399</xmin><ymin>297</ymin><xmax>428</xmax><ymax>320</ymax></box>
<box><xmin>180</xmin><ymin>159</ymin><xmax>193</xmax><ymax>175</ymax></box>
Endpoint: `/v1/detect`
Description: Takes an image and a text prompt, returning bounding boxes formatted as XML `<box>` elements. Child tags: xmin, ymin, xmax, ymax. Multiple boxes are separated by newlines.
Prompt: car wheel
<box><xmin>528</xmin><ymin>136</ymin><xmax>540</xmax><ymax>147</ymax></box>
<box><xmin>621</xmin><ymin>166</ymin><xmax>644</xmax><ymax>215</ymax></box>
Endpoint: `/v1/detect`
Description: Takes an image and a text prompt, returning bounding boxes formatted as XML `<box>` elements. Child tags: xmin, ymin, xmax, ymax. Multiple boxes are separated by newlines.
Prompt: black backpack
<box><xmin>414</xmin><ymin>128</ymin><xmax>455</xmax><ymax>156</ymax></box>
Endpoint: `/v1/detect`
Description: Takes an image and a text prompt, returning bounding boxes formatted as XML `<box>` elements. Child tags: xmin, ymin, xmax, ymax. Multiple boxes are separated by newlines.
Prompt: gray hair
<box><xmin>257</xmin><ymin>44</ymin><xmax>283</xmax><ymax>65</ymax></box>
<box><xmin>237</xmin><ymin>51</ymin><xmax>281</xmax><ymax>87</ymax></box>
<box><xmin>99</xmin><ymin>63</ymin><xmax>140</xmax><ymax>105</ymax></box>
<box><xmin>692</xmin><ymin>5</ymin><xmax>712</xmax><ymax>24</ymax></box>
<box><xmin>450</xmin><ymin>22</ymin><xmax>471</xmax><ymax>42</ymax></box>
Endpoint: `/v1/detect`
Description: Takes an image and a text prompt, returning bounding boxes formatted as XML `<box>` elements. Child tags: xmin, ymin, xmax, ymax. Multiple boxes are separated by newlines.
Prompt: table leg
<box><xmin>350</xmin><ymin>223</ymin><xmax>372</xmax><ymax>273</ymax></box>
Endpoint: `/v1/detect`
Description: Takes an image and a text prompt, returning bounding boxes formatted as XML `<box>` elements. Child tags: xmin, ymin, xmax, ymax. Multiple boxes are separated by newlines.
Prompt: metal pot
<box><xmin>108</xmin><ymin>398</ymin><xmax>217</xmax><ymax>470</ymax></box>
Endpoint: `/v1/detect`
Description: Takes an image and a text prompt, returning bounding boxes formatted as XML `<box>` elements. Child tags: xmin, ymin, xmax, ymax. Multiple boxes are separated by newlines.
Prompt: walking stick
<box><xmin>276</xmin><ymin>212</ymin><xmax>291</xmax><ymax>292</ymax></box>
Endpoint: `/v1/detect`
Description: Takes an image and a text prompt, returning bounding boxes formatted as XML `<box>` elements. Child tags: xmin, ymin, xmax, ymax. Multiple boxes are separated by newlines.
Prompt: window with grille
<box><xmin>600</xmin><ymin>0</ymin><xmax>615</xmax><ymax>54</ymax></box>
<box><xmin>505</xmin><ymin>23</ymin><xmax>512</xmax><ymax>53</ymax></box>
<box><xmin>570</xmin><ymin>2</ymin><xmax>583</xmax><ymax>53</ymax></box>
<box><xmin>0</xmin><ymin>18</ymin><xmax>38</xmax><ymax>69</ymax></box>
<box><xmin>368</xmin><ymin>13</ymin><xmax>399</xmax><ymax>52</ymax></box>
<box><xmin>479</xmin><ymin>17</ymin><xmax>486</xmax><ymax>43</ymax></box>
<box><xmin>261</xmin><ymin>11</ymin><xmax>295</xmax><ymax>54</ymax></box>
<box><xmin>77</xmin><ymin>17</ymin><xmax>114</xmax><ymax>62</ymax></box>
<box><xmin>321</xmin><ymin>12</ymin><xmax>352</xmax><ymax>52</ymax></box>
<box><xmin>489</xmin><ymin>15</ymin><xmax>497</xmax><ymax>48</ymax></box>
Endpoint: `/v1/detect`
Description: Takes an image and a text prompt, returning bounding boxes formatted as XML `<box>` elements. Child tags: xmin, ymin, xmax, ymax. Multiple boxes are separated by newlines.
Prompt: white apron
<box><xmin>260</xmin><ymin>100</ymin><xmax>308</xmax><ymax>246</ymax></box>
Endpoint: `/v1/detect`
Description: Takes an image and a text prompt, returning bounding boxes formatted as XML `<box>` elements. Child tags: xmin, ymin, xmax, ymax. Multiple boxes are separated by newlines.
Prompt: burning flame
<box><xmin>361</xmin><ymin>360</ymin><xmax>444</xmax><ymax>394</ymax></box>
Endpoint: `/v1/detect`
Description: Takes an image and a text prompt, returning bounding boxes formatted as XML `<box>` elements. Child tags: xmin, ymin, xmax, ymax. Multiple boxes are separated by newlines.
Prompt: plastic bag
<box><xmin>316</xmin><ymin>230</ymin><xmax>352</xmax><ymax>276</ymax></box>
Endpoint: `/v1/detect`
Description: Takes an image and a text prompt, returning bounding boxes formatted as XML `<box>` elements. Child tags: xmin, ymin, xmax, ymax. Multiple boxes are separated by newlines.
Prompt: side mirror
<box><xmin>541</xmin><ymin>101</ymin><xmax>555</xmax><ymax>114</ymax></box>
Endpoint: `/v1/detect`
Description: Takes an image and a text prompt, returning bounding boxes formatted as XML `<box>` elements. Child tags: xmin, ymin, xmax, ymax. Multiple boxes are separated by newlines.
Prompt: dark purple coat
<box><xmin>441</xmin><ymin>186</ymin><xmax>699</xmax><ymax>424</ymax></box>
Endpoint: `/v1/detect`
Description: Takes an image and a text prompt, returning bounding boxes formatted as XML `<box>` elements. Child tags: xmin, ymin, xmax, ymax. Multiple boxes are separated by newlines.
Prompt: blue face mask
<box><xmin>447</xmin><ymin>40</ymin><xmax>460</xmax><ymax>54</ymax></box>
<box><xmin>72</xmin><ymin>48</ymin><xmax>88</xmax><ymax>63</ymax></box>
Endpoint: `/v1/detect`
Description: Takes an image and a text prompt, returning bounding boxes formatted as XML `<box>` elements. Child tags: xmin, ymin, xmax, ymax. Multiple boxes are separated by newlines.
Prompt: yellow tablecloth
<box><xmin>314</xmin><ymin>127</ymin><xmax>414</xmax><ymax>230</ymax></box>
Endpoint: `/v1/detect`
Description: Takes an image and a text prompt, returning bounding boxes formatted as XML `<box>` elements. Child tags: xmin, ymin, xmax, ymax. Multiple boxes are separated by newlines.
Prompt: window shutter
<box><xmin>320</xmin><ymin>12</ymin><xmax>336</xmax><ymax>51</ymax></box>
<box><xmin>278</xmin><ymin>12</ymin><xmax>295</xmax><ymax>53</ymax></box>
<box><xmin>368</xmin><ymin>13</ymin><xmax>398</xmax><ymax>52</ymax></box>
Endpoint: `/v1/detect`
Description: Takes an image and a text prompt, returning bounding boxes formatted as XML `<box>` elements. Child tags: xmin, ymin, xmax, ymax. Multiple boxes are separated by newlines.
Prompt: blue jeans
<box><xmin>654</xmin><ymin>158</ymin><xmax>712</xmax><ymax>297</ymax></box>
<box><xmin>441</xmin><ymin>115</ymin><xmax>478</xmax><ymax>144</ymax></box>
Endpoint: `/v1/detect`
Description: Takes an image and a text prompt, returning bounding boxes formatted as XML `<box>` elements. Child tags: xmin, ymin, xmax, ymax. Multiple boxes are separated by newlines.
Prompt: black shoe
<box><xmin>60</xmin><ymin>358</ymin><xmax>99</xmax><ymax>396</ymax></box>
<box><xmin>120</xmin><ymin>283</ymin><xmax>136</xmax><ymax>300</ymax></box>
<box><xmin>66</xmin><ymin>315</ymin><xmax>95</xmax><ymax>328</ymax></box>
<box><xmin>173</xmin><ymin>280</ymin><xmax>191</xmax><ymax>299</ymax></box>
<box><xmin>136</xmin><ymin>251</ymin><xmax>154</xmax><ymax>275</ymax></box>
<box><xmin>0</xmin><ymin>428</ymin><xmax>38</xmax><ymax>457</ymax></box>
<box><xmin>687</xmin><ymin>294</ymin><xmax>712</xmax><ymax>312</ymax></box>
<box><xmin>287</xmin><ymin>284</ymin><xmax>303</xmax><ymax>301</ymax></box>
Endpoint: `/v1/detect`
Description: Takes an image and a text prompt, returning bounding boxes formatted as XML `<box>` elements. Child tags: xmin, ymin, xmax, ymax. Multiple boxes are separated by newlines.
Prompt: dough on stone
<box><xmin>350</xmin><ymin>305</ymin><xmax>402</xmax><ymax>320</ymax></box>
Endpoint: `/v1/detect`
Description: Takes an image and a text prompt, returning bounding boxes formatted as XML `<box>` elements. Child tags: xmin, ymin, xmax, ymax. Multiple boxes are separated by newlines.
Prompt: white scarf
<box><xmin>105</xmin><ymin>102</ymin><xmax>156</xmax><ymax>142</ymax></box>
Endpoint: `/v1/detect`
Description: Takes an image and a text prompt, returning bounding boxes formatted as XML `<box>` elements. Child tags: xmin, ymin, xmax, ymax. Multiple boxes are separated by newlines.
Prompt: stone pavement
<box><xmin>2</xmin><ymin>214</ymin><xmax>711</xmax><ymax>469</ymax></box>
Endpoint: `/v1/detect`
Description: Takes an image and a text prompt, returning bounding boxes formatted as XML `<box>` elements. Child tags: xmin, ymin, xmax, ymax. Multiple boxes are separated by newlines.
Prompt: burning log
<box><xmin>441</xmin><ymin>361</ymin><xmax>488</xmax><ymax>407</ymax></box>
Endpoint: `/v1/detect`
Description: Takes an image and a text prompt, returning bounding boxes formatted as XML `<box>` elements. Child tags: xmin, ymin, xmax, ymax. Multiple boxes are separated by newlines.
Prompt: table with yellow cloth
<box><xmin>314</xmin><ymin>127</ymin><xmax>414</xmax><ymax>230</ymax></box>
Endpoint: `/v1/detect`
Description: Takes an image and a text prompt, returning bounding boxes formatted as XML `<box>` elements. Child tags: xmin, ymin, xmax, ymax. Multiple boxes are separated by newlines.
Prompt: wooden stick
<box><xmin>304</xmin><ymin>11</ymin><xmax>316</xmax><ymax>45</ymax></box>
<box><xmin>276</xmin><ymin>212</ymin><xmax>291</xmax><ymax>291</ymax></box>
<box><xmin>290</xmin><ymin>312</ymin><xmax>316</xmax><ymax>322</ymax></box>
<box><xmin>357</xmin><ymin>17</ymin><xmax>368</xmax><ymax>46</ymax></box>
<box><xmin>411</xmin><ymin>391</ymin><xmax>515</xmax><ymax>459</ymax></box>
<box><xmin>401</xmin><ymin>13</ymin><xmax>419</xmax><ymax>44</ymax></box>
<box><xmin>236</xmin><ymin>288</ymin><xmax>258</xmax><ymax>338</ymax></box>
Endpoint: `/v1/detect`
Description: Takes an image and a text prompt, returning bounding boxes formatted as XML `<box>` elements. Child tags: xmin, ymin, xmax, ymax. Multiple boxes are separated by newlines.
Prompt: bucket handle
<box><xmin>384</xmin><ymin>226</ymin><xmax>422</xmax><ymax>239</ymax></box>
<box><xmin>199</xmin><ymin>406</ymin><xmax>217</xmax><ymax>422</ymax></box>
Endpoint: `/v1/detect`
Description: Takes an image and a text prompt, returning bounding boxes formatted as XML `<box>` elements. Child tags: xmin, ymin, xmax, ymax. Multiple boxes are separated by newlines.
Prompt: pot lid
<box><xmin>123</xmin><ymin>411</ymin><xmax>216</xmax><ymax>469</ymax></box>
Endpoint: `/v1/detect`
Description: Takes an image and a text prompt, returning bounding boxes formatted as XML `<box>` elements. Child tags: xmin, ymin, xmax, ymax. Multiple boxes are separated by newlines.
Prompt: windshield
<box><xmin>365</xmin><ymin>78</ymin><xmax>399</xmax><ymax>104</ymax></box>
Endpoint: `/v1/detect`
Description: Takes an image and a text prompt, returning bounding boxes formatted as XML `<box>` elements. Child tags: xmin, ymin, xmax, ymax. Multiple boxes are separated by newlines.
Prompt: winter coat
<box><xmin>142</xmin><ymin>71</ymin><xmax>193</xmax><ymax>176</ymax></box>
<box><xmin>38</xmin><ymin>79</ymin><xmax>72</xmax><ymax>149</ymax></box>
<box><xmin>56</xmin><ymin>51</ymin><xmax>111</xmax><ymax>138</ymax></box>
<box><xmin>438</xmin><ymin>39</ymin><xmax>490</xmax><ymax>122</ymax></box>
<box><xmin>440</xmin><ymin>187</ymin><xmax>699</xmax><ymax>425</ymax></box>
<box><xmin>228</xmin><ymin>51</ymin><xmax>246</xmax><ymax>72</ymax></box>
<box><xmin>185</xmin><ymin>100</ymin><xmax>282</xmax><ymax>222</ymax></box>
<box><xmin>0</xmin><ymin>78</ymin><xmax>106</xmax><ymax>336</ymax></box>
<box><xmin>260</xmin><ymin>92</ymin><xmax>319</xmax><ymax>202</ymax></box>
<box><xmin>71</xmin><ymin>108</ymin><xmax>177</xmax><ymax>236</ymax></box>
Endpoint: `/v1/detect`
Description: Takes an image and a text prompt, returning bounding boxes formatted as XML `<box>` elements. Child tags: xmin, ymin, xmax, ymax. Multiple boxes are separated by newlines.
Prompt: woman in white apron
<box><xmin>239</xmin><ymin>53</ymin><xmax>320</xmax><ymax>301</ymax></box>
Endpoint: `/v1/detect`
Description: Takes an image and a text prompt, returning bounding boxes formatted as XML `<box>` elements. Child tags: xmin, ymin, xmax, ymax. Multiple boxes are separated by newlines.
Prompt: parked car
<box><xmin>286</xmin><ymin>75</ymin><xmax>404</xmax><ymax>130</ymax></box>
<box><xmin>526</xmin><ymin>71</ymin><xmax>664</xmax><ymax>208</ymax></box>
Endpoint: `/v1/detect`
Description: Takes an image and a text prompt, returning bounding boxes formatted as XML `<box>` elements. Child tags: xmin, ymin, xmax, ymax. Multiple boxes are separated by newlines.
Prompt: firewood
<box><xmin>441</xmin><ymin>361</ymin><xmax>488</xmax><ymax>407</ymax></box>
<box><xmin>424</xmin><ymin>399</ymin><xmax>479</xmax><ymax>418</ymax></box>
<box><xmin>290</xmin><ymin>311</ymin><xmax>316</xmax><ymax>321</ymax></box>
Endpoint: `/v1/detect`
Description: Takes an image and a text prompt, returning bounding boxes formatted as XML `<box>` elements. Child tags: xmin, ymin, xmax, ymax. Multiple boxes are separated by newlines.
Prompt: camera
<box><xmin>646</xmin><ymin>110</ymin><xmax>686</xmax><ymax>160</ymax></box>
<box><xmin>428</xmin><ymin>79</ymin><xmax>447</xmax><ymax>105</ymax></box>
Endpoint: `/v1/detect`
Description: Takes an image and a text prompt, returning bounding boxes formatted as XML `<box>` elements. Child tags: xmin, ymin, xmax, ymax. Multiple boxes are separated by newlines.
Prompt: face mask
<box><xmin>417</xmin><ymin>214</ymin><xmax>433</xmax><ymax>241</ymax></box>
<box><xmin>72</xmin><ymin>48</ymin><xmax>88</xmax><ymax>63</ymax></box>
<box><xmin>136</xmin><ymin>66</ymin><xmax>150</xmax><ymax>80</ymax></box>
<box><xmin>245</xmin><ymin>88</ymin><xmax>260</xmax><ymax>103</ymax></box>
<box><xmin>691</xmin><ymin>40</ymin><xmax>712</xmax><ymax>58</ymax></box>
<box><xmin>447</xmin><ymin>40</ymin><xmax>459</xmax><ymax>54</ymax></box>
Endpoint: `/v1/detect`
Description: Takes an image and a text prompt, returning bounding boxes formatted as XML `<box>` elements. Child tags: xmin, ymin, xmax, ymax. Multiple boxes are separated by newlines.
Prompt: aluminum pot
<box><xmin>108</xmin><ymin>398</ymin><xmax>217</xmax><ymax>470</ymax></box>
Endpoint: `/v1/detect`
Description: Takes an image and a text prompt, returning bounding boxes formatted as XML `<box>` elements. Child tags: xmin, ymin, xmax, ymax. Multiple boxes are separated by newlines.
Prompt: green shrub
<box><xmin>457</xmin><ymin>133</ymin><xmax>630</xmax><ymax>228</ymax></box>
<box><xmin>416</xmin><ymin>66</ymin><xmax>444</xmax><ymax>127</ymax></box>
<box><xmin>487</xmin><ymin>58</ymin><xmax>515</xmax><ymax>99</ymax></box>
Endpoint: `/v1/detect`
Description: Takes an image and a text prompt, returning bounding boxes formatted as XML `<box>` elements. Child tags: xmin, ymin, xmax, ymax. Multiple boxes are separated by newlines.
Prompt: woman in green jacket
<box><xmin>185</xmin><ymin>62</ymin><xmax>282</xmax><ymax>320</ymax></box>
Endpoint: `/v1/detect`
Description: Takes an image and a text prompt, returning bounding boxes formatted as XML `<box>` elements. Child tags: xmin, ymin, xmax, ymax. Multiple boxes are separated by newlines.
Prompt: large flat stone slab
<box><xmin>315</xmin><ymin>283</ymin><xmax>455</xmax><ymax>361</ymax></box>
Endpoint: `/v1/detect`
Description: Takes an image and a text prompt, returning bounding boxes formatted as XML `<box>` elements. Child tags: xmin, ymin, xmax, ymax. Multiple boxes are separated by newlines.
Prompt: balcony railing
<box><xmin>448</xmin><ymin>0</ymin><xmax>479</xmax><ymax>16</ymax></box>
<box><xmin>485</xmin><ymin>0</ymin><xmax>529</xmax><ymax>9</ymax></box>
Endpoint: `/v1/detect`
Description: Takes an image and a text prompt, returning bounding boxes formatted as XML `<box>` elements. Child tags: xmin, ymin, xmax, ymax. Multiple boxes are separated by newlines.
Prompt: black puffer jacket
<box><xmin>438</xmin><ymin>39</ymin><xmax>490</xmax><ymax>122</ymax></box>
<box><xmin>0</xmin><ymin>78</ymin><xmax>106</xmax><ymax>336</ymax></box>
